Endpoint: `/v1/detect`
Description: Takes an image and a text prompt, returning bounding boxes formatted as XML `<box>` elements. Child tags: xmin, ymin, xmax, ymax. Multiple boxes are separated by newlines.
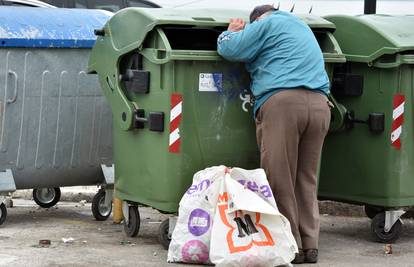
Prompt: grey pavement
<box><xmin>1</xmin><ymin>198</ymin><xmax>414</xmax><ymax>267</ymax></box>
<box><xmin>5</xmin><ymin>186</ymin><xmax>378</xmax><ymax>217</ymax></box>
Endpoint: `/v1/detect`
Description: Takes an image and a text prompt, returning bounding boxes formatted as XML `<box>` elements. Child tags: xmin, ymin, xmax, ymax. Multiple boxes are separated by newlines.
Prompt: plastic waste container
<box><xmin>0</xmin><ymin>7</ymin><xmax>114</xmax><ymax>226</ymax></box>
<box><xmin>88</xmin><ymin>8</ymin><xmax>345</xmax><ymax>245</ymax></box>
<box><xmin>319</xmin><ymin>14</ymin><xmax>414</xmax><ymax>243</ymax></box>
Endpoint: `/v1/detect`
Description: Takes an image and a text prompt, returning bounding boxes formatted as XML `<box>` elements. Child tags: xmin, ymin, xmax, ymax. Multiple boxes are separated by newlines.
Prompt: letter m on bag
<box><xmin>217</xmin><ymin>199</ymin><xmax>275</xmax><ymax>254</ymax></box>
<box><xmin>218</xmin><ymin>193</ymin><xmax>228</xmax><ymax>203</ymax></box>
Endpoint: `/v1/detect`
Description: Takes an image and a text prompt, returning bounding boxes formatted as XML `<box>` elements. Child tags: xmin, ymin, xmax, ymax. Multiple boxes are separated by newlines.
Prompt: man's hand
<box><xmin>228</xmin><ymin>18</ymin><xmax>246</xmax><ymax>32</ymax></box>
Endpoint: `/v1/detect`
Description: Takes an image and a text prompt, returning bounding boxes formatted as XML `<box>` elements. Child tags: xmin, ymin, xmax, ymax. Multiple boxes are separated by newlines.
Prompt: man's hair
<box><xmin>249</xmin><ymin>4</ymin><xmax>277</xmax><ymax>23</ymax></box>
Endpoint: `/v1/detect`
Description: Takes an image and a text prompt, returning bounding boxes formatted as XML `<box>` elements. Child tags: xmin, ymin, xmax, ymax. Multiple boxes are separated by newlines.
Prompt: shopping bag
<box><xmin>167</xmin><ymin>166</ymin><xmax>226</xmax><ymax>264</ymax></box>
<box><xmin>209</xmin><ymin>168</ymin><xmax>298</xmax><ymax>267</ymax></box>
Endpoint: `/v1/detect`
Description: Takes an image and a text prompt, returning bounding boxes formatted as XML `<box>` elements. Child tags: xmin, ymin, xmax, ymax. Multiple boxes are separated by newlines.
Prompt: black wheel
<box><xmin>92</xmin><ymin>189</ymin><xmax>112</xmax><ymax>221</ymax></box>
<box><xmin>365</xmin><ymin>205</ymin><xmax>384</xmax><ymax>219</ymax></box>
<box><xmin>159</xmin><ymin>219</ymin><xmax>171</xmax><ymax>250</ymax></box>
<box><xmin>371</xmin><ymin>212</ymin><xmax>402</xmax><ymax>243</ymax></box>
<box><xmin>0</xmin><ymin>203</ymin><xmax>7</xmax><ymax>226</ymax></box>
<box><xmin>124</xmin><ymin>205</ymin><xmax>140</xmax><ymax>237</ymax></box>
<box><xmin>33</xmin><ymin>187</ymin><xmax>61</xmax><ymax>208</ymax></box>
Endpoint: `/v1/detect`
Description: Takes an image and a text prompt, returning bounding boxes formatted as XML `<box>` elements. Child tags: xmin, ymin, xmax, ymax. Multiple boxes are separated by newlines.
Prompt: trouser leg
<box><xmin>256</xmin><ymin>90</ymin><xmax>308</xmax><ymax>249</ymax></box>
<box><xmin>295</xmin><ymin>91</ymin><xmax>330</xmax><ymax>249</ymax></box>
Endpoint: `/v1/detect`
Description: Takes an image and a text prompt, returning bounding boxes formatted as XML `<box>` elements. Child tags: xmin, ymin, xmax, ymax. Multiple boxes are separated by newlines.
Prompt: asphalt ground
<box><xmin>1</xmin><ymin>197</ymin><xmax>414</xmax><ymax>267</ymax></box>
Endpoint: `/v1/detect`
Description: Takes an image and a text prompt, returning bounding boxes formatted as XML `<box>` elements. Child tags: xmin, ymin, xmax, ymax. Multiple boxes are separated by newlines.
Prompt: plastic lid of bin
<box><xmin>325</xmin><ymin>15</ymin><xmax>414</xmax><ymax>63</ymax></box>
<box><xmin>297</xmin><ymin>14</ymin><xmax>336</xmax><ymax>30</ymax></box>
<box><xmin>0</xmin><ymin>7</ymin><xmax>112</xmax><ymax>48</ymax></box>
<box><xmin>106</xmin><ymin>8</ymin><xmax>335</xmax><ymax>52</ymax></box>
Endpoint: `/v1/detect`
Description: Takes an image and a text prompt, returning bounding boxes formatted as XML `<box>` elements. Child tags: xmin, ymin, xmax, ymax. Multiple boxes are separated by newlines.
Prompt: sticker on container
<box><xmin>391</xmin><ymin>94</ymin><xmax>405</xmax><ymax>150</ymax></box>
<box><xmin>169</xmin><ymin>93</ymin><xmax>183</xmax><ymax>153</ymax></box>
<box><xmin>199</xmin><ymin>73</ymin><xmax>223</xmax><ymax>92</ymax></box>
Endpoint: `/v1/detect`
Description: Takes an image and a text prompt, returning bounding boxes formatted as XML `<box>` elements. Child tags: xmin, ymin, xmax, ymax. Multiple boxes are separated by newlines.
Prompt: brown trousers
<box><xmin>255</xmin><ymin>89</ymin><xmax>330</xmax><ymax>250</ymax></box>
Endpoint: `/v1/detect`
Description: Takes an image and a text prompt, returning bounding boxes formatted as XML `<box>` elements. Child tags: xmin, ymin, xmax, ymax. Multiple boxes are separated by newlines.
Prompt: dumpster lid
<box><xmin>0</xmin><ymin>7</ymin><xmax>111</xmax><ymax>48</ymax></box>
<box><xmin>113</xmin><ymin>8</ymin><xmax>335</xmax><ymax>28</ymax></box>
<box><xmin>296</xmin><ymin>14</ymin><xmax>336</xmax><ymax>30</ymax></box>
<box><xmin>325</xmin><ymin>15</ymin><xmax>414</xmax><ymax>63</ymax></box>
<box><xmin>107</xmin><ymin>8</ymin><xmax>336</xmax><ymax>52</ymax></box>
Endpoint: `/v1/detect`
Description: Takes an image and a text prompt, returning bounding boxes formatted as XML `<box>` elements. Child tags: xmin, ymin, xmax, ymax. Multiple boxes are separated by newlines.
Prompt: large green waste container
<box><xmin>88</xmin><ymin>8</ymin><xmax>345</xmax><ymax>243</ymax></box>
<box><xmin>319</xmin><ymin>15</ymin><xmax>414</xmax><ymax>243</ymax></box>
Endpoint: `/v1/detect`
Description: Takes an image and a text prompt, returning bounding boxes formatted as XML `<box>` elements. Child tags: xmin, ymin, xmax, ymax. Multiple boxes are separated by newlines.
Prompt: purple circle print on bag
<box><xmin>181</xmin><ymin>240</ymin><xmax>209</xmax><ymax>263</ymax></box>
<box><xmin>188</xmin><ymin>208</ymin><xmax>210</xmax><ymax>236</ymax></box>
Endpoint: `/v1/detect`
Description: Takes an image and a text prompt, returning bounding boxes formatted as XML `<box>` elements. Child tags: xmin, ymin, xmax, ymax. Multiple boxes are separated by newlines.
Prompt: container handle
<box><xmin>141</xmin><ymin>48</ymin><xmax>222</xmax><ymax>64</ymax></box>
<box><xmin>400</xmin><ymin>54</ymin><xmax>414</xmax><ymax>64</ymax></box>
<box><xmin>140</xmin><ymin>28</ymin><xmax>173</xmax><ymax>65</ymax></box>
<box><xmin>6</xmin><ymin>70</ymin><xmax>18</xmax><ymax>104</ymax></box>
<box><xmin>373</xmin><ymin>54</ymin><xmax>414</xmax><ymax>68</ymax></box>
<box><xmin>140</xmin><ymin>48</ymin><xmax>171</xmax><ymax>65</ymax></box>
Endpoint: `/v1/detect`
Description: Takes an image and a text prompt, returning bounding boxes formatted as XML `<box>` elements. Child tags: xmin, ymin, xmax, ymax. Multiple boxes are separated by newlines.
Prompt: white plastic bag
<box><xmin>168</xmin><ymin>166</ymin><xmax>298</xmax><ymax>266</ymax></box>
<box><xmin>209</xmin><ymin>168</ymin><xmax>298</xmax><ymax>267</ymax></box>
<box><xmin>167</xmin><ymin>166</ymin><xmax>226</xmax><ymax>264</ymax></box>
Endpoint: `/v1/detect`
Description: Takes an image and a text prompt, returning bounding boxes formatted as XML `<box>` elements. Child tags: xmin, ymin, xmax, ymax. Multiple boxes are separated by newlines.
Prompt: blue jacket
<box><xmin>217</xmin><ymin>11</ymin><xmax>330</xmax><ymax>116</ymax></box>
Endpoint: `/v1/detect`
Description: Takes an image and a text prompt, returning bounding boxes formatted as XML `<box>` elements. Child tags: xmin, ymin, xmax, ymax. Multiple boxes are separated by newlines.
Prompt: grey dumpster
<box><xmin>0</xmin><ymin>7</ymin><xmax>114</xmax><ymax>225</ymax></box>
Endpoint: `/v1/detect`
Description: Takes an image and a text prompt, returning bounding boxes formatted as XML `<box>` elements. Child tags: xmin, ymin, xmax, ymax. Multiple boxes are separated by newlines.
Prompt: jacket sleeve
<box><xmin>217</xmin><ymin>20</ymin><xmax>267</xmax><ymax>63</ymax></box>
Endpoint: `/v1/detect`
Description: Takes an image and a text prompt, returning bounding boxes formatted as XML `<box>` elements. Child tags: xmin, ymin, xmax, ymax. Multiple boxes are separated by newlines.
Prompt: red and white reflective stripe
<box><xmin>391</xmin><ymin>94</ymin><xmax>405</xmax><ymax>150</ymax></box>
<box><xmin>169</xmin><ymin>93</ymin><xmax>183</xmax><ymax>153</ymax></box>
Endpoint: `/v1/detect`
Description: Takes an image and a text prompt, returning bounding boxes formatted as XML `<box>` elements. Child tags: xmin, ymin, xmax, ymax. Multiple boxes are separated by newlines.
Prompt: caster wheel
<box><xmin>159</xmin><ymin>219</ymin><xmax>171</xmax><ymax>250</ymax></box>
<box><xmin>33</xmin><ymin>187</ymin><xmax>61</xmax><ymax>208</ymax></box>
<box><xmin>371</xmin><ymin>212</ymin><xmax>402</xmax><ymax>243</ymax></box>
<box><xmin>0</xmin><ymin>203</ymin><xmax>7</xmax><ymax>226</ymax></box>
<box><xmin>365</xmin><ymin>205</ymin><xmax>384</xmax><ymax>219</ymax></box>
<box><xmin>124</xmin><ymin>205</ymin><xmax>140</xmax><ymax>237</ymax></box>
<box><xmin>92</xmin><ymin>189</ymin><xmax>112</xmax><ymax>221</ymax></box>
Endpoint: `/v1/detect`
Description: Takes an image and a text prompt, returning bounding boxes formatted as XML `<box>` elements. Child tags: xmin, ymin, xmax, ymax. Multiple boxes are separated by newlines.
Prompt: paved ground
<box><xmin>1</xmin><ymin>198</ymin><xmax>414</xmax><ymax>267</ymax></box>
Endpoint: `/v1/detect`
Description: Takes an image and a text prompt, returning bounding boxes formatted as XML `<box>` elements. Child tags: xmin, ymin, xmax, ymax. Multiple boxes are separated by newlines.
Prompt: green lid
<box><xmin>325</xmin><ymin>15</ymin><xmax>414</xmax><ymax>63</ymax></box>
<box><xmin>106</xmin><ymin>8</ymin><xmax>336</xmax><ymax>52</ymax></box>
<box><xmin>297</xmin><ymin>14</ymin><xmax>336</xmax><ymax>30</ymax></box>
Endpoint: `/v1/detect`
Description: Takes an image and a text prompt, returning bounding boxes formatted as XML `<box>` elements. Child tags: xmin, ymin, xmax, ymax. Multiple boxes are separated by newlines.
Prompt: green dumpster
<box><xmin>88</xmin><ymin>8</ymin><xmax>345</xmax><ymax>244</ymax></box>
<box><xmin>319</xmin><ymin>14</ymin><xmax>414</xmax><ymax>243</ymax></box>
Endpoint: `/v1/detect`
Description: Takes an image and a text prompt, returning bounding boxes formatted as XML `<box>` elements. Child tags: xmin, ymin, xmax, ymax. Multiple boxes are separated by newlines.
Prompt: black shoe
<box><xmin>291</xmin><ymin>249</ymin><xmax>304</xmax><ymax>264</ymax></box>
<box><xmin>304</xmin><ymin>249</ymin><xmax>318</xmax><ymax>263</ymax></box>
